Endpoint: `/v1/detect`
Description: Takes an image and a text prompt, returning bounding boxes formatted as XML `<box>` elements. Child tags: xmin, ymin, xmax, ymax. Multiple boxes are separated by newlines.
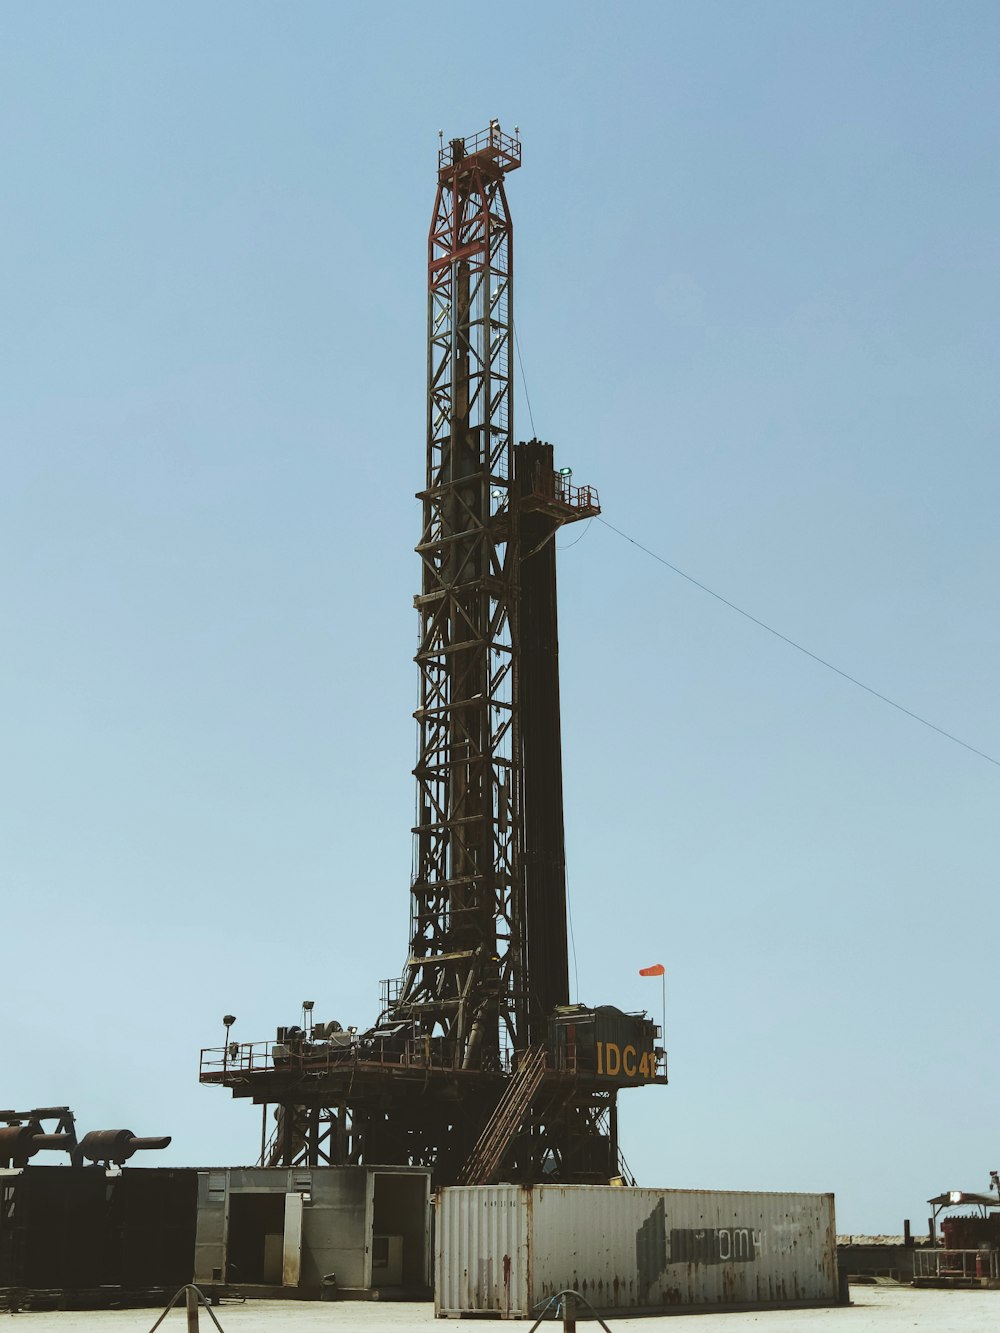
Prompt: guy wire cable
<box><xmin>597</xmin><ymin>516</ymin><xmax>1000</xmax><ymax>770</ymax></box>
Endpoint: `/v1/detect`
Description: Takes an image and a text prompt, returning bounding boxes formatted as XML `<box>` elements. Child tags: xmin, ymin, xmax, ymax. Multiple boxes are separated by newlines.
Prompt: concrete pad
<box><xmin>6</xmin><ymin>1285</ymin><xmax>1000</xmax><ymax>1331</ymax></box>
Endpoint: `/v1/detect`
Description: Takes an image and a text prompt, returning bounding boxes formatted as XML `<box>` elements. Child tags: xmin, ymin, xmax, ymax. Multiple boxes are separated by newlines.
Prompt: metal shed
<box><xmin>194</xmin><ymin>1164</ymin><xmax>431</xmax><ymax>1299</ymax></box>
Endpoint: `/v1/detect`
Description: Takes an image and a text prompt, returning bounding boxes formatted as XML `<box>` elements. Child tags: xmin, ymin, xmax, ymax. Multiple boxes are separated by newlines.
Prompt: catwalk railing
<box><xmin>200</xmin><ymin>1039</ymin><xmax>667</xmax><ymax>1083</ymax></box>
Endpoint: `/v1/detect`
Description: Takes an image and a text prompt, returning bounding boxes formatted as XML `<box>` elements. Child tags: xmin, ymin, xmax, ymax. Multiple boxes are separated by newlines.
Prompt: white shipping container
<box><xmin>435</xmin><ymin>1184</ymin><xmax>839</xmax><ymax>1318</ymax></box>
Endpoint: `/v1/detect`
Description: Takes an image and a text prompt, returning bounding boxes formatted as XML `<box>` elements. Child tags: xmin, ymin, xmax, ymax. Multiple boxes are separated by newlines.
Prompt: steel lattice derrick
<box><xmin>199</xmin><ymin>127</ymin><xmax>660</xmax><ymax>1184</ymax></box>
<box><xmin>393</xmin><ymin>126</ymin><xmax>523</xmax><ymax>1072</ymax></box>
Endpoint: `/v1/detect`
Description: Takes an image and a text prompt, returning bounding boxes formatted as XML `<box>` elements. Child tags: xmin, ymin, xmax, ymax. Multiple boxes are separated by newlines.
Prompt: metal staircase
<box><xmin>460</xmin><ymin>1046</ymin><xmax>547</xmax><ymax>1185</ymax></box>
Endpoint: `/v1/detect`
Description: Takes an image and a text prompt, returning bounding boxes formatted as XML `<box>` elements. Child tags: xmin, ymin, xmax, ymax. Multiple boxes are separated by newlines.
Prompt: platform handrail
<box><xmin>913</xmin><ymin>1247</ymin><xmax>999</xmax><ymax>1280</ymax></box>
<box><xmin>201</xmin><ymin>1030</ymin><xmax>516</xmax><ymax>1081</ymax></box>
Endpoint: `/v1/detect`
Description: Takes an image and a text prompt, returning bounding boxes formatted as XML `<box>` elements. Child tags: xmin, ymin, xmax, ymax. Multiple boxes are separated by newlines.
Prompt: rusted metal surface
<box><xmin>437</xmin><ymin>123</ymin><xmax>521</xmax><ymax>176</ymax></box>
<box><xmin>941</xmin><ymin>1213</ymin><xmax>1000</xmax><ymax>1250</ymax></box>
<box><xmin>0</xmin><ymin>1108</ymin><xmax>78</xmax><ymax>1167</ymax></box>
<box><xmin>0</xmin><ymin>1126</ymin><xmax>38</xmax><ymax>1163</ymax></box>
<box><xmin>435</xmin><ymin>1185</ymin><xmax>840</xmax><ymax>1318</ymax></box>
<box><xmin>435</xmin><ymin>1182</ymin><xmax>529</xmax><ymax>1317</ymax></box>
<box><xmin>0</xmin><ymin>1109</ymin><xmax>168</xmax><ymax>1169</ymax></box>
<box><xmin>77</xmin><ymin>1130</ymin><xmax>171</xmax><ymax>1165</ymax></box>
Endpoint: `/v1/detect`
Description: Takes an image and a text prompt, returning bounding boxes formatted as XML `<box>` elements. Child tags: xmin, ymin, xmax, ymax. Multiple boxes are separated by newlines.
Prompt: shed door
<box><xmin>282</xmin><ymin>1193</ymin><xmax>304</xmax><ymax>1286</ymax></box>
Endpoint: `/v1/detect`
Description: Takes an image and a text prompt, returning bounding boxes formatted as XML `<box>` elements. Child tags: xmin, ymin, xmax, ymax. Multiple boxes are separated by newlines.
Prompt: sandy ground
<box><xmin>3</xmin><ymin>1286</ymin><xmax>999</xmax><ymax>1331</ymax></box>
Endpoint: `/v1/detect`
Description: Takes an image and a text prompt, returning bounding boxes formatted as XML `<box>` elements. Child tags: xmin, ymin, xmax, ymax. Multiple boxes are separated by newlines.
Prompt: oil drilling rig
<box><xmin>201</xmin><ymin>124</ymin><xmax>666</xmax><ymax>1185</ymax></box>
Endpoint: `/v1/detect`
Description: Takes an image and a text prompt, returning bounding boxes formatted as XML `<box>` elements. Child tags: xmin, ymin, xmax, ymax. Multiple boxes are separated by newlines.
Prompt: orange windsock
<box><xmin>639</xmin><ymin>963</ymin><xmax>665</xmax><ymax>977</ymax></box>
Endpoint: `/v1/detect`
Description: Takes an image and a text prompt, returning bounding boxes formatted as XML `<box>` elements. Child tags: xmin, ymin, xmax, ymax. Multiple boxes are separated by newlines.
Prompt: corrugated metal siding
<box><xmin>436</xmin><ymin>1185</ymin><xmax>838</xmax><ymax>1317</ymax></box>
<box><xmin>435</xmin><ymin>1184</ymin><xmax>529</xmax><ymax>1316</ymax></box>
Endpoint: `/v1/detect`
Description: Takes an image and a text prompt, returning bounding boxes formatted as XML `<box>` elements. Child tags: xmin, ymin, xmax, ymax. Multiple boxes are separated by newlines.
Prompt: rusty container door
<box><xmin>435</xmin><ymin>1184</ymin><xmax>530</xmax><ymax>1317</ymax></box>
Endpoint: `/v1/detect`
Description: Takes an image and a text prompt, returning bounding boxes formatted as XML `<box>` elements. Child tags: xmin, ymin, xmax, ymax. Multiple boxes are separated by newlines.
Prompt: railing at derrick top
<box><xmin>438</xmin><ymin>124</ymin><xmax>521</xmax><ymax>174</ymax></box>
<box><xmin>524</xmin><ymin>468</ymin><xmax>600</xmax><ymax>515</ymax></box>
<box><xmin>557</xmin><ymin>479</ymin><xmax>599</xmax><ymax>512</ymax></box>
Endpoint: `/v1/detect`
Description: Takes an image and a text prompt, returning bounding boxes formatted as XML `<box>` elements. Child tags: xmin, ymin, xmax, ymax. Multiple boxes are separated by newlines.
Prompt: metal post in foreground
<box><xmin>148</xmin><ymin>1285</ymin><xmax>226</xmax><ymax>1333</ymax></box>
<box><xmin>527</xmin><ymin>1288</ymin><xmax>614</xmax><ymax>1333</ymax></box>
<box><xmin>186</xmin><ymin>1283</ymin><xmax>199</xmax><ymax>1333</ymax></box>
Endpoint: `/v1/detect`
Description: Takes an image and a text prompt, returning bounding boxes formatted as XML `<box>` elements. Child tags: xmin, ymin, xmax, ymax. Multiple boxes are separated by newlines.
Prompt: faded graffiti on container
<box><xmin>636</xmin><ymin>1199</ymin><xmax>666</xmax><ymax>1297</ymax></box>
<box><xmin>636</xmin><ymin>1199</ymin><xmax>766</xmax><ymax>1297</ymax></box>
<box><xmin>671</xmin><ymin>1226</ymin><xmax>762</xmax><ymax>1264</ymax></box>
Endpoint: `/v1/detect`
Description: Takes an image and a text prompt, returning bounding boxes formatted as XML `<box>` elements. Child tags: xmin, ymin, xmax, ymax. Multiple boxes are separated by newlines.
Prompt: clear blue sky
<box><xmin>2</xmin><ymin>2</ymin><xmax>997</xmax><ymax>1233</ymax></box>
